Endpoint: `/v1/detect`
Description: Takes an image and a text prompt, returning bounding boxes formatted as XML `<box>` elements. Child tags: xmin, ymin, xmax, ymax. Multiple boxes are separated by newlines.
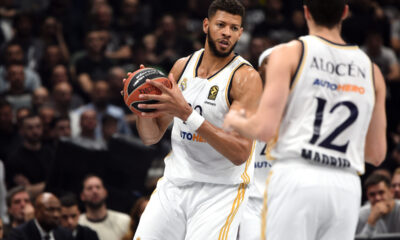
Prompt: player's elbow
<box><xmin>230</xmin><ymin>155</ymin><xmax>248</xmax><ymax>166</ymax></box>
<box><xmin>365</xmin><ymin>145</ymin><xmax>387</xmax><ymax>167</ymax></box>
<box><xmin>256</xmin><ymin>125</ymin><xmax>276</xmax><ymax>143</ymax></box>
<box><xmin>141</xmin><ymin>137</ymin><xmax>161</xmax><ymax>146</ymax></box>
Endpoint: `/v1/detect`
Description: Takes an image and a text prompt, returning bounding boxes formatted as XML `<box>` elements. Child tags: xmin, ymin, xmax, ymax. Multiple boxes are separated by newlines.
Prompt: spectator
<box><xmin>15</xmin><ymin>107</ymin><xmax>31</xmax><ymax>129</ymax></box>
<box><xmin>0</xmin><ymin>160</ymin><xmax>7</xmax><ymax>225</ymax></box>
<box><xmin>72</xmin><ymin>29</ymin><xmax>114</xmax><ymax>96</ymax></box>
<box><xmin>3</xmin><ymin>186</ymin><xmax>34</xmax><ymax>238</ymax></box>
<box><xmin>70</xmin><ymin>80</ymin><xmax>131</xmax><ymax>139</ymax></box>
<box><xmin>392</xmin><ymin>168</ymin><xmax>400</xmax><ymax>199</ymax></box>
<box><xmin>362</xmin><ymin>30</ymin><xmax>400</xmax><ymax>82</ymax></box>
<box><xmin>71</xmin><ymin>109</ymin><xmax>105</xmax><ymax>150</ymax></box>
<box><xmin>49</xmin><ymin>65</ymin><xmax>70</xmax><ymax>88</ymax></box>
<box><xmin>121</xmin><ymin>196</ymin><xmax>149</xmax><ymax>240</ymax></box>
<box><xmin>7</xmin><ymin>192</ymin><xmax>73</xmax><ymax>240</ymax></box>
<box><xmin>51</xmin><ymin>82</ymin><xmax>83</xmax><ymax>117</ymax></box>
<box><xmin>37</xmin><ymin>45</ymin><xmax>68</xmax><ymax>89</ymax></box>
<box><xmin>101</xmin><ymin>114</ymin><xmax>117</xmax><ymax>143</ymax></box>
<box><xmin>79</xmin><ymin>175</ymin><xmax>130</xmax><ymax>240</ymax></box>
<box><xmin>32</xmin><ymin>87</ymin><xmax>50</xmax><ymax>113</ymax></box>
<box><xmin>0</xmin><ymin>63</ymin><xmax>33</xmax><ymax>112</ymax></box>
<box><xmin>52</xmin><ymin>116</ymin><xmax>71</xmax><ymax>139</ymax></box>
<box><xmin>356</xmin><ymin>173</ymin><xmax>400</xmax><ymax>237</ymax></box>
<box><xmin>0</xmin><ymin>43</ymin><xmax>42</xmax><ymax>94</ymax></box>
<box><xmin>6</xmin><ymin>114</ymin><xmax>53</xmax><ymax>198</ymax></box>
<box><xmin>106</xmin><ymin>67</ymin><xmax>126</xmax><ymax>110</ymax></box>
<box><xmin>59</xmin><ymin>194</ymin><xmax>99</xmax><ymax>240</ymax></box>
<box><xmin>38</xmin><ymin>104</ymin><xmax>56</xmax><ymax>143</ymax></box>
<box><xmin>0</xmin><ymin>99</ymin><xmax>20</xmax><ymax>160</ymax></box>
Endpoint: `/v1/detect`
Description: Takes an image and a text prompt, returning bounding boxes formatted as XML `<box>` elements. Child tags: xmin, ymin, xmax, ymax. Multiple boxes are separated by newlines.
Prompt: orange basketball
<box><xmin>123</xmin><ymin>68</ymin><xmax>172</xmax><ymax>115</ymax></box>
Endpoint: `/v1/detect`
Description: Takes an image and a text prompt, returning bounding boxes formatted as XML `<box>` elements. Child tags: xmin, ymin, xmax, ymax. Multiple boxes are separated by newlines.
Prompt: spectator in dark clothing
<box><xmin>7</xmin><ymin>192</ymin><xmax>73</xmax><ymax>240</ymax></box>
<box><xmin>73</xmin><ymin>29</ymin><xmax>114</xmax><ymax>97</ymax></box>
<box><xmin>59</xmin><ymin>194</ymin><xmax>99</xmax><ymax>240</ymax></box>
<box><xmin>0</xmin><ymin>99</ymin><xmax>20</xmax><ymax>160</ymax></box>
<box><xmin>6</xmin><ymin>114</ymin><xmax>53</xmax><ymax>198</ymax></box>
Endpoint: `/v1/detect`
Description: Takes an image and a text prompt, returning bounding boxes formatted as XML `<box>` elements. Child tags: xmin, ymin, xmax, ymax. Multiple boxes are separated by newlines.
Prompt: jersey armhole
<box><xmin>289</xmin><ymin>39</ymin><xmax>305</xmax><ymax>89</ymax></box>
<box><xmin>177</xmin><ymin>53</ymin><xmax>194</xmax><ymax>82</ymax></box>
<box><xmin>226</xmin><ymin>63</ymin><xmax>250</xmax><ymax>106</ymax></box>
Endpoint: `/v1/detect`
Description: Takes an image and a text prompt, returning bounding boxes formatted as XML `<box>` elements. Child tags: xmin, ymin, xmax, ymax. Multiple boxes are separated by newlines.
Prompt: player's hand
<box><xmin>120</xmin><ymin>65</ymin><xmax>146</xmax><ymax>97</ymax></box>
<box><xmin>137</xmin><ymin>73</ymin><xmax>192</xmax><ymax>120</ymax></box>
<box><xmin>223</xmin><ymin>108</ymin><xmax>246</xmax><ymax>132</ymax></box>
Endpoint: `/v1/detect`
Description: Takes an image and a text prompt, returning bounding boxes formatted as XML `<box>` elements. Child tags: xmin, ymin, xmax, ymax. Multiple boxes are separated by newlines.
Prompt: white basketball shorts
<box><xmin>262</xmin><ymin>160</ymin><xmax>361</xmax><ymax>240</ymax></box>
<box><xmin>238</xmin><ymin>196</ymin><xmax>263</xmax><ymax>240</ymax></box>
<box><xmin>134</xmin><ymin>177</ymin><xmax>249</xmax><ymax>240</ymax></box>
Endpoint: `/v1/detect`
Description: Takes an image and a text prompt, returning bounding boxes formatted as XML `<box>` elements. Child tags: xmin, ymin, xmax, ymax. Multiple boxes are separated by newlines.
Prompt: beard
<box><xmin>85</xmin><ymin>198</ymin><xmax>106</xmax><ymax>210</ymax></box>
<box><xmin>207</xmin><ymin>29</ymin><xmax>237</xmax><ymax>58</ymax></box>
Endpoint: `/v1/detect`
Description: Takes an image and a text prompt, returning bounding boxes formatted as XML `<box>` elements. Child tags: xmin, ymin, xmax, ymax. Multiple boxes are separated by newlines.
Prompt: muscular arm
<box><xmin>197</xmin><ymin>66</ymin><xmax>263</xmax><ymax>165</ymax></box>
<box><xmin>136</xmin><ymin>58</ymin><xmax>189</xmax><ymax>145</ymax></box>
<box><xmin>224</xmin><ymin>41</ymin><xmax>302</xmax><ymax>142</ymax></box>
<box><xmin>365</xmin><ymin>64</ymin><xmax>387</xmax><ymax>166</ymax></box>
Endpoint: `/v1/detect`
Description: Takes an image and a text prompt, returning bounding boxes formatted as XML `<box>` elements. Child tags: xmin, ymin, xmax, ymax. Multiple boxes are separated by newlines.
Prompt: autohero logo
<box><xmin>313</xmin><ymin>79</ymin><xmax>365</xmax><ymax>95</ymax></box>
<box><xmin>180</xmin><ymin>131</ymin><xmax>206</xmax><ymax>143</ymax></box>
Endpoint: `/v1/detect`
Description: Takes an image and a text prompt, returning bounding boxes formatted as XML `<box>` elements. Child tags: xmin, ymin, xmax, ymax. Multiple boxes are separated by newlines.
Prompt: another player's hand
<box><xmin>223</xmin><ymin>109</ymin><xmax>246</xmax><ymax>133</ymax></box>
<box><xmin>137</xmin><ymin>73</ymin><xmax>192</xmax><ymax>120</ymax></box>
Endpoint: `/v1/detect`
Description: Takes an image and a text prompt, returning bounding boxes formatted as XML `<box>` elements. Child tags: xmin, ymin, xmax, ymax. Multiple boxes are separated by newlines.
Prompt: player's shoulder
<box><xmin>272</xmin><ymin>40</ymin><xmax>303</xmax><ymax>57</ymax></box>
<box><xmin>170</xmin><ymin>54</ymin><xmax>195</xmax><ymax>80</ymax></box>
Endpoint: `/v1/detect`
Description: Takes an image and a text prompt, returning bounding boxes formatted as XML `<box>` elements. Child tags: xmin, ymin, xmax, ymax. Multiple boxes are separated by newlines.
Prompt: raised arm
<box><xmin>135</xmin><ymin>57</ymin><xmax>189</xmax><ymax>145</ymax></box>
<box><xmin>223</xmin><ymin>41</ymin><xmax>302</xmax><ymax>142</ymax></box>
<box><xmin>365</xmin><ymin>63</ymin><xmax>387</xmax><ymax>166</ymax></box>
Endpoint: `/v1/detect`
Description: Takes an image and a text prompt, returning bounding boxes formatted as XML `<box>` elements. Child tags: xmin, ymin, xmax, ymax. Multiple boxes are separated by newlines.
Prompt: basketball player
<box><xmin>127</xmin><ymin>0</ymin><xmax>263</xmax><ymax>239</ymax></box>
<box><xmin>223</xmin><ymin>0</ymin><xmax>387</xmax><ymax>239</ymax></box>
<box><xmin>237</xmin><ymin>47</ymin><xmax>275</xmax><ymax>240</ymax></box>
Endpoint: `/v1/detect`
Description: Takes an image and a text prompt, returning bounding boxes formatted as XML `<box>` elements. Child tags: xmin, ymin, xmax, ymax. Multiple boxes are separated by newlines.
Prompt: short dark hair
<box><xmin>303</xmin><ymin>0</ymin><xmax>346</xmax><ymax>28</ymax></box>
<box><xmin>208</xmin><ymin>0</ymin><xmax>245</xmax><ymax>24</ymax></box>
<box><xmin>6</xmin><ymin>186</ymin><xmax>29</xmax><ymax>207</ymax></box>
<box><xmin>81</xmin><ymin>174</ymin><xmax>104</xmax><ymax>192</ymax></box>
<box><xmin>60</xmin><ymin>193</ymin><xmax>78</xmax><ymax>208</ymax></box>
<box><xmin>364</xmin><ymin>173</ymin><xmax>391</xmax><ymax>190</ymax></box>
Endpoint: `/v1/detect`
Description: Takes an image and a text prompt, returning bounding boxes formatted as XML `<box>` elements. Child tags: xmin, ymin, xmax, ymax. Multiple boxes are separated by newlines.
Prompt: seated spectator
<box><xmin>0</xmin><ymin>160</ymin><xmax>7</xmax><ymax>225</ymax></box>
<box><xmin>101</xmin><ymin>114</ymin><xmax>118</xmax><ymax>143</ymax></box>
<box><xmin>70</xmin><ymin>80</ymin><xmax>131</xmax><ymax>139</ymax></box>
<box><xmin>38</xmin><ymin>104</ymin><xmax>56</xmax><ymax>144</ymax></box>
<box><xmin>7</xmin><ymin>192</ymin><xmax>73</xmax><ymax>240</ymax></box>
<box><xmin>79</xmin><ymin>175</ymin><xmax>130</xmax><ymax>240</ymax></box>
<box><xmin>32</xmin><ymin>87</ymin><xmax>50</xmax><ymax>113</ymax></box>
<box><xmin>4</xmin><ymin>186</ymin><xmax>34</xmax><ymax>238</ymax></box>
<box><xmin>392</xmin><ymin>168</ymin><xmax>400</xmax><ymax>199</ymax></box>
<box><xmin>71</xmin><ymin>109</ymin><xmax>105</xmax><ymax>150</ymax></box>
<box><xmin>6</xmin><ymin>114</ymin><xmax>53</xmax><ymax>198</ymax></box>
<box><xmin>362</xmin><ymin>30</ymin><xmax>400</xmax><ymax>82</ymax></box>
<box><xmin>121</xmin><ymin>196</ymin><xmax>149</xmax><ymax>240</ymax></box>
<box><xmin>59</xmin><ymin>194</ymin><xmax>99</xmax><ymax>240</ymax></box>
<box><xmin>52</xmin><ymin>116</ymin><xmax>72</xmax><ymax>139</ymax></box>
<box><xmin>72</xmin><ymin>29</ymin><xmax>114</xmax><ymax>96</ymax></box>
<box><xmin>51</xmin><ymin>82</ymin><xmax>83</xmax><ymax>117</ymax></box>
<box><xmin>0</xmin><ymin>63</ymin><xmax>33</xmax><ymax>112</ymax></box>
<box><xmin>37</xmin><ymin>45</ymin><xmax>68</xmax><ymax>89</ymax></box>
<box><xmin>356</xmin><ymin>173</ymin><xmax>400</xmax><ymax>237</ymax></box>
<box><xmin>15</xmin><ymin>107</ymin><xmax>31</xmax><ymax>129</ymax></box>
<box><xmin>0</xmin><ymin>99</ymin><xmax>20</xmax><ymax>160</ymax></box>
<box><xmin>0</xmin><ymin>43</ymin><xmax>41</xmax><ymax>94</ymax></box>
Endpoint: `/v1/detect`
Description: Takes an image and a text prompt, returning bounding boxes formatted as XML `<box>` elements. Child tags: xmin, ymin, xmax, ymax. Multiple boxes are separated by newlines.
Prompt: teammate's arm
<box><xmin>223</xmin><ymin>41</ymin><xmax>302</xmax><ymax>142</ymax></box>
<box><xmin>364</xmin><ymin>63</ymin><xmax>387</xmax><ymax>166</ymax></box>
<box><xmin>135</xmin><ymin>57</ymin><xmax>189</xmax><ymax>145</ymax></box>
<box><xmin>195</xmin><ymin>65</ymin><xmax>263</xmax><ymax>165</ymax></box>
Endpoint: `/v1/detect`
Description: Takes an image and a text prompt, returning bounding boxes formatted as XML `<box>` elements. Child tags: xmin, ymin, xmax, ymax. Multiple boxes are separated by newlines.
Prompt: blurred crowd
<box><xmin>0</xmin><ymin>0</ymin><xmax>400</xmax><ymax>239</ymax></box>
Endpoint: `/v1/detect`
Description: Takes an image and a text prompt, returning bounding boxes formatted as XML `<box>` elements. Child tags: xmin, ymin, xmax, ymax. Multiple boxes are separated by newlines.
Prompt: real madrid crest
<box><xmin>208</xmin><ymin>85</ymin><xmax>219</xmax><ymax>100</ymax></box>
<box><xmin>179</xmin><ymin>78</ymin><xmax>187</xmax><ymax>91</ymax></box>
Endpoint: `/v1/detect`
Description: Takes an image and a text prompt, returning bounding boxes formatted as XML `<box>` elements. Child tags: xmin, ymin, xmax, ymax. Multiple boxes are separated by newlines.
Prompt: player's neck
<box><xmin>309</xmin><ymin>25</ymin><xmax>346</xmax><ymax>45</ymax></box>
<box><xmin>199</xmin><ymin>46</ymin><xmax>235</xmax><ymax>79</ymax></box>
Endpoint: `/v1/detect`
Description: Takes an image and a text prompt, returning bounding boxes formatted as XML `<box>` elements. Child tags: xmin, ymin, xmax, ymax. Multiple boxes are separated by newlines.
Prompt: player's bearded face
<box><xmin>207</xmin><ymin>29</ymin><xmax>237</xmax><ymax>58</ymax></box>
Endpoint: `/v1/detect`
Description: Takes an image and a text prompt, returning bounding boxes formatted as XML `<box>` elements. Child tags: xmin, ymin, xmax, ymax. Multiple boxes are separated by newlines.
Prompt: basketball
<box><xmin>123</xmin><ymin>67</ymin><xmax>172</xmax><ymax>115</ymax></box>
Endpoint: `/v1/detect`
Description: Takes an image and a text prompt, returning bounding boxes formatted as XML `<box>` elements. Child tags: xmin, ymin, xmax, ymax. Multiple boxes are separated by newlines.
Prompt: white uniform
<box><xmin>238</xmin><ymin>141</ymin><xmax>272</xmax><ymax>240</ymax></box>
<box><xmin>263</xmin><ymin>36</ymin><xmax>375</xmax><ymax>240</ymax></box>
<box><xmin>134</xmin><ymin>49</ymin><xmax>255</xmax><ymax>240</ymax></box>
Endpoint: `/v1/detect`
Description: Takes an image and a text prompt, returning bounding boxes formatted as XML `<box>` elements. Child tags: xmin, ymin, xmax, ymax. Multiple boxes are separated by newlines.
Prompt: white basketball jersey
<box><xmin>270</xmin><ymin>35</ymin><xmax>375</xmax><ymax>174</ymax></box>
<box><xmin>164</xmin><ymin>49</ymin><xmax>255</xmax><ymax>185</ymax></box>
<box><xmin>249</xmin><ymin>141</ymin><xmax>272</xmax><ymax>198</ymax></box>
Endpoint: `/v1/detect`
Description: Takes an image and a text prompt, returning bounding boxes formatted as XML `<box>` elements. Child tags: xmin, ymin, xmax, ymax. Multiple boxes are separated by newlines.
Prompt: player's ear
<box><xmin>203</xmin><ymin>18</ymin><xmax>209</xmax><ymax>34</ymax></box>
<box><xmin>341</xmin><ymin>4</ymin><xmax>349</xmax><ymax>21</ymax></box>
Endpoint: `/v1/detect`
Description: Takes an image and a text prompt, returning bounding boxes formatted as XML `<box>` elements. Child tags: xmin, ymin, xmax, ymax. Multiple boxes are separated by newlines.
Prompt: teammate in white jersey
<box><xmin>237</xmin><ymin>47</ymin><xmax>275</xmax><ymax>240</ymax></box>
<box><xmin>128</xmin><ymin>0</ymin><xmax>263</xmax><ymax>239</ymax></box>
<box><xmin>224</xmin><ymin>0</ymin><xmax>387</xmax><ymax>239</ymax></box>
